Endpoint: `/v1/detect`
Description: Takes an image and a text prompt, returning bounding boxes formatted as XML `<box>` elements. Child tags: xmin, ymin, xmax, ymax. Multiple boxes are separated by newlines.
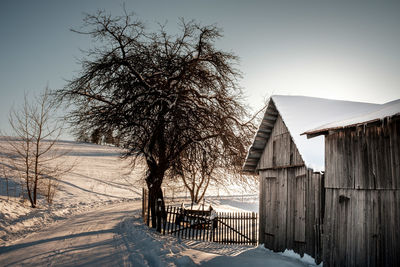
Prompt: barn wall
<box><xmin>323</xmin><ymin>118</ymin><xmax>400</xmax><ymax>267</ymax></box>
<box><xmin>258</xmin><ymin>114</ymin><xmax>323</xmax><ymax>263</ymax></box>
<box><xmin>325</xmin><ymin>118</ymin><xmax>400</xmax><ymax>189</ymax></box>
<box><xmin>257</xmin><ymin>115</ymin><xmax>304</xmax><ymax>170</ymax></box>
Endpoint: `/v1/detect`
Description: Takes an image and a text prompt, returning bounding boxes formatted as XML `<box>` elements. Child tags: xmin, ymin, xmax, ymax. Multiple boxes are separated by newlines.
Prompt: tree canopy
<box><xmin>57</xmin><ymin>10</ymin><xmax>255</xmax><ymax>228</ymax></box>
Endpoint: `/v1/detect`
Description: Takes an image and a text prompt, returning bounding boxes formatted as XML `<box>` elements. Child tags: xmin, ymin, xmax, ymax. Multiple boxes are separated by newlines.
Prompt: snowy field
<box><xmin>0</xmin><ymin>139</ymin><xmax>145</xmax><ymax>244</ymax></box>
<box><xmin>0</xmin><ymin>140</ymin><xmax>320</xmax><ymax>266</ymax></box>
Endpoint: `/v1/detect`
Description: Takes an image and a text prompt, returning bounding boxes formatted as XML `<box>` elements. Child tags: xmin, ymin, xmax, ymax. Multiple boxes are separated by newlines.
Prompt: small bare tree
<box><xmin>170</xmin><ymin>139</ymin><xmax>217</xmax><ymax>204</ymax></box>
<box><xmin>3</xmin><ymin>88</ymin><xmax>69</xmax><ymax>207</ymax></box>
<box><xmin>173</xmin><ymin>136</ymin><xmax>257</xmax><ymax>204</ymax></box>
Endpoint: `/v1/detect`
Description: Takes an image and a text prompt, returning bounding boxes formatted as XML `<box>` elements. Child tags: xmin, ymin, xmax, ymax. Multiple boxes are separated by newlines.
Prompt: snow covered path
<box><xmin>0</xmin><ymin>200</ymin><xmax>315</xmax><ymax>267</ymax></box>
<box><xmin>0</xmin><ymin>201</ymin><xmax>140</xmax><ymax>266</ymax></box>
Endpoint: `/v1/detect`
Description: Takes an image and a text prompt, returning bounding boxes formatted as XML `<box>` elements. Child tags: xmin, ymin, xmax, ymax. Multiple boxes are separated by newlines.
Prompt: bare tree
<box><xmin>56</xmin><ymin>11</ymin><xmax>255</xmax><ymax>228</ymax></box>
<box><xmin>170</xmin><ymin>138</ymin><xmax>218</xmax><ymax>204</ymax></box>
<box><xmin>3</xmin><ymin>88</ymin><xmax>69</xmax><ymax>207</ymax></box>
<box><xmin>173</xmin><ymin>134</ymin><xmax>259</xmax><ymax>204</ymax></box>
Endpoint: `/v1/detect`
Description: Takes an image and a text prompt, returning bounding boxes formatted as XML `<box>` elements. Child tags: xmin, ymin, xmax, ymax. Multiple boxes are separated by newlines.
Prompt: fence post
<box><xmin>156</xmin><ymin>198</ymin><xmax>162</xmax><ymax>232</ymax></box>
<box><xmin>142</xmin><ymin>188</ymin><xmax>145</xmax><ymax>221</ymax></box>
<box><xmin>142</xmin><ymin>188</ymin><xmax>149</xmax><ymax>225</ymax></box>
<box><xmin>252</xmin><ymin>212</ymin><xmax>256</xmax><ymax>245</ymax></box>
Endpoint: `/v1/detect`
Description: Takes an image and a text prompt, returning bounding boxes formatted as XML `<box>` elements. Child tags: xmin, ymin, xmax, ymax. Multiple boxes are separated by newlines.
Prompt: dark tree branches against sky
<box><xmin>56</xmin><ymin>10</ymin><xmax>255</xmax><ymax>229</ymax></box>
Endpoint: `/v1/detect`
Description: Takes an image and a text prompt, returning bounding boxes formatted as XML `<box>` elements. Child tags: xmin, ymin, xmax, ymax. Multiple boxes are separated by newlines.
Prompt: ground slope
<box><xmin>0</xmin><ymin>201</ymin><xmax>314</xmax><ymax>267</ymax></box>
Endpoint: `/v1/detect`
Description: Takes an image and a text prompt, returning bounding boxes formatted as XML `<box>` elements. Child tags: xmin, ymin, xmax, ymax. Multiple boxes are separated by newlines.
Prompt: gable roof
<box><xmin>304</xmin><ymin>99</ymin><xmax>400</xmax><ymax>137</ymax></box>
<box><xmin>243</xmin><ymin>95</ymin><xmax>380</xmax><ymax>173</ymax></box>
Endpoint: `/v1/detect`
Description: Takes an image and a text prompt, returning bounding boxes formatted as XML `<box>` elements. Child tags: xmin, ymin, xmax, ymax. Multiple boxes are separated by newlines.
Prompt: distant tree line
<box><xmin>75</xmin><ymin>127</ymin><xmax>120</xmax><ymax>146</ymax></box>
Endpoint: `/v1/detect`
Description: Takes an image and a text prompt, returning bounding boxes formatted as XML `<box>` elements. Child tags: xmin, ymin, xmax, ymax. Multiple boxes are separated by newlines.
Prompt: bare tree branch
<box><xmin>2</xmin><ymin>88</ymin><xmax>72</xmax><ymax>207</ymax></box>
<box><xmin>56</xmin><ymin>11</ymin><xmax>256</xmax><ymax>228</ymax></box>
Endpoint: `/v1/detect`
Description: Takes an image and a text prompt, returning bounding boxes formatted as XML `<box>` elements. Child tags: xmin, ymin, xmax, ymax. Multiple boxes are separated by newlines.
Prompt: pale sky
<box><xmin>1</xmin><ymin>0</ymin><xmax>400</xmax><ymax>139</ymax></box>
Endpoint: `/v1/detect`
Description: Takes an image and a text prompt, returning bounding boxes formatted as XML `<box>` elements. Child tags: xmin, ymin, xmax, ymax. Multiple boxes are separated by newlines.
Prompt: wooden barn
<box><xmin>243</xmin><ymin>95</ymin><xmax>379</xmax><ymax>263</ymax></box>
<box><xmin>305</xmin><ymin>99</ymin><xmax>400</xmax><ymax>267</ymax></box>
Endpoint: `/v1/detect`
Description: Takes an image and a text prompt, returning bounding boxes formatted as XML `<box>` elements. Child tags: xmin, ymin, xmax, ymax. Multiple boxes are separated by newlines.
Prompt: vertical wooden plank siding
<box><xmin>257</xmin><ymin>115</ymin><xmax>304</xmax><ymax>169</ymax></box>
<box><xmin>323</xmin><ymin>118</ymin><xmax>400</xmax><ymax>267</ymax></box>
<box><xmin>257</xmin><ymin>113</ymin><xmax>323</xmax><ymax>263</ymax></box>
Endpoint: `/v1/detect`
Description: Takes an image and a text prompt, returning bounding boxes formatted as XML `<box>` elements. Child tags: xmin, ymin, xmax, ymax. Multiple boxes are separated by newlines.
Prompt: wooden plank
<box><xmin>217</xmin><ymin>214</ymin><xmax>220</xmax><ymax>243</ymax></box>
<box><xmin>263</xmin><ymin>174</ymin><xmax>277</xmax><ymax>248</ymax></box>
<box><xmin>248</xmin><ymin>213</ymin><xmax>251</xmax><ymax>245</ymax></box>
<box><xmin>390</xmin><ymin>119</ymin><xmax>400</xmax><ymax>188</ymax></box>
<box><xmin>225</xmin><ymin>213</ymin><xmax>228</xmax><ymax>244</ymax></box>
<box><xmin>246</xmin><ymin>213</ymin><xmax>249</xmax><ymax>245</ymax></box>
<box><xmin>206</xmin><ymin>216</ymin><xmax>210</xmax><ymax>242</ymax></box>
<box><xmin>166</xmin><ymin>206</ymin><xmax>170</xmax><ymax>234</ymax></box>
<box><xmin>280</xmin><ymin>168</ymin><xmax>288</xmax><ymax>251</ymax></box>
<box><xmin>172</xmin><ymin>207</ymin><xmax>177</xmax><ymax>236</ymax></box>
<box><xmin>286</xmin><ymin>167</ymin><xmax>295</xmax><ymax>249</ymax></box>
<box><xmin>220</xmin><ymin>214</ymin><xmax>222</xmax><ymax>243</ymax></box>
<box><xmin>230</xmin><ymin>213</ymin><xmax>234</xmax><ymax>243</ymax></box>
<box><xmin>256</xmin><ymin>213</ymin><xmax>258</xmax><ymax>245</ymax></box>
<box><xmin>203</xmin><ymin>214</ymin><xmax>206</xmax><ymax>242</ymax></box>
<box><xmin>236</xmin><ymin>212</ymin><xmax>239</xmax><ymax>244</ymax></box>
<box><xmin>294</xmin><ymin>174</ymin><xmax>306</xmax><ymax>242</ymax></box>
<box><xmin>240</xmin><ymin>212</ymin><xmax>244</xmax><ymax>244</ymax></box>
<box><xmin>162</xmin><ymin>207</ymin><xmax>167</xmax><ymax>235</ymax></box>
<box><xmin>163</xmin><ymin>206</ymin><xmax>168</xmax><ymax>234</ymax></box>
<box><xmin>259</xmin><ymin>173</ymin><xmax>265</xmax><ymax>244</ymax></box>
<box><xmin>252</xmin><ymin>213</ymin><xmax>255</xmax><ymax>245</ymax></box>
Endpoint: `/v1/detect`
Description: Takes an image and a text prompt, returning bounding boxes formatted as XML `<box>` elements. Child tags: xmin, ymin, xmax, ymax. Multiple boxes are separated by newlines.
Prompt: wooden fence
<box><xmin>159</xmin><ymin>205</ymin><xmax>258</xmax><ymax>245</ymax></box>
<box><xmin>142</xmin><ymin>188</ymin><xmax>258</xmax><ymax>245</ymax></box>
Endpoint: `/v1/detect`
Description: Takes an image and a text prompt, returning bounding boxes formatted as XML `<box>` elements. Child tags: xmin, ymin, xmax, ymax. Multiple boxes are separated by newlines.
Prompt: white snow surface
<box><xmin>271</xmin><ymin>95</ymin><xmax>380</xmax><ymax>171</ymax></box>
<box><xmin>0</xmin><ymin>139</ymin><xmax>145</xmax><ymax>244</ymax></box>
<box><xmin>1</xmin><ymin>140</ymin><xmax>320</xmax><ymax>266</ymax></box>
<box><xmin>0</xmin><ymin>203</ymin><xmax>319</xmax><ymax>267</ymax></box>
<box><xmin>306</xmin><ymin>98</ymin><xmax>400</xmax><ymax>134</ymax></box>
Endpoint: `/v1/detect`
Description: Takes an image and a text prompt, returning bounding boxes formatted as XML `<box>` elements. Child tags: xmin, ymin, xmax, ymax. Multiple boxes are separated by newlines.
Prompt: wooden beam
<box><xmin>257</xmin><ymin>164</ymin><xmax>305</xmax><ymax>171</ymax></box>
<box><xmin>265</xmin><ymin>108</ymin><xmax>278</xmax><ymax>116</ymax></box>
<box><xmin>258</xmin><ymin>128</ymin><xmax>272</xmax><ymax>134</ymax></box>
<box><xmin>248</xmin><ymin>152</ymin><xmax>262</xmax><ymax>159</ymax></box>
<box><xmin>260</xmin><ymin>121</ymin><xmax>275</xmax><ymax>128</ymax></box>
<box><xmin>256</xmin><ymin>132</ymin><xmax>270</xmax><ymax>139</ymax></box>
<box><xmin>263</xmin><ymin>115</ymin><xmax>278</xmax><ymax>121</ymax></box>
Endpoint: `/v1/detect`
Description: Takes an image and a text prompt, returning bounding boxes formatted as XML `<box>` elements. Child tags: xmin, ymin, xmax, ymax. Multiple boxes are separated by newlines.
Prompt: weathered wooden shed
<box><xmin>244</xmin><ymin>95</ymin><xmax>379</xmax><ymax>263</ymax></box>
<box><xmin>305</xmin><ymin>99</ymin><xmax>400</xmax><ymax>267</ymax></box>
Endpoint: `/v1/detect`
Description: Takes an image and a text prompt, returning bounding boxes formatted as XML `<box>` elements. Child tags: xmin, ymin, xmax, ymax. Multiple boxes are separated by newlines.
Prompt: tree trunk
<box><xmin>146</xmin><ymin>167</ymin><xmax>166</xmax><ymax>230</ymax></box>
<box><xmin>26</xmin><ymin>171</ymin><xmax>35</xmax><ymax>208</ymax></box>
<box><xmin>148</xmin><ymin>187</ymin><xmax>157</xmax><ymax>228</ymax></box>
<box><xmin>33</xmin><ymin>153</ymin><xmax>39</xmax><ymax>206</ymax></box>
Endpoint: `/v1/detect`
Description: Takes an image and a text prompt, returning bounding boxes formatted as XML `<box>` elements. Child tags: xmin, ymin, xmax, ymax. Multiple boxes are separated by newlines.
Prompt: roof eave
<box><xmin>242</xmin><ymin>98</ymin><xmax>278</xmax><ymax>173</ymax></box>
<box><xmin>304</xmin><ymin>114</ymin><xmax>400</xmax><ymax>138</ymax></box>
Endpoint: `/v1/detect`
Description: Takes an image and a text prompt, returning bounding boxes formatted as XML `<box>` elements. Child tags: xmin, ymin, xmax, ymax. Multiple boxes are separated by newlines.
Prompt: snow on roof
<box><xmin>244</xmin><ymin>95</ymin><xmax>380</xmax><ymax>172</ymax></box>
<box><xmin>304</xmin><ymin>99</ymin><xmax>400</xmax><ymax>136</ymax></box>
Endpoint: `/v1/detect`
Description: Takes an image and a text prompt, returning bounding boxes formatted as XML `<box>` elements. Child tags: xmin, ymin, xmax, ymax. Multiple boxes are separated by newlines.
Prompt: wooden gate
<box><xmin>160</xmin><ymin>205</ymin><xmax>258</xmax><ymax>245</ymax></box>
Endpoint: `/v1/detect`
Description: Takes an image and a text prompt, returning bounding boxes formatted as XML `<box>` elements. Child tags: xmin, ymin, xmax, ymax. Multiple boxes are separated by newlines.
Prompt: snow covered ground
<box><xmin>0</xmin><ymin>140</ymin><xmax>320</xmax><ymax>266</ymax></box>
<box><xmin>0</xmin><ymin>139</ymin><xmax>144</xmax><ymax>244</ymax></box>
